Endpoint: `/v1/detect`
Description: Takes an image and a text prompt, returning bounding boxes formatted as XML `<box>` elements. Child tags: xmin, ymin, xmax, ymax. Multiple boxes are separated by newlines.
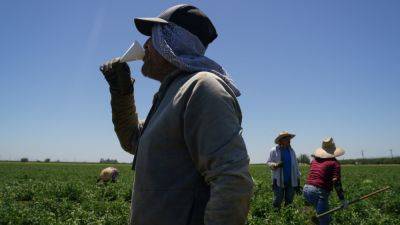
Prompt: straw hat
<box><xmin>313</xmin><ymin>137</ymin><xmax>345</xmax><ymax>158</ymax></box>
<box><xmin>274</xmin><ymin>131</ymin><xmax>295</xmax><ymax>144</ymax></box>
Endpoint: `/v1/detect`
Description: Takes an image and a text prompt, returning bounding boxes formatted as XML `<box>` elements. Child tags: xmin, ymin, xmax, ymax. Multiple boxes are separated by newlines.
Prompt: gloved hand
<box><xmin>341</xmin><ymin>199</ymin><xmax>349</xmax><ymax>209</ymax></box>
<box><xmin>100</xmin><ymin>57</ymin><xmax>133</xmax><ymax>95</ymax></box>
<box><xmin>276</xmin><ymin>161</ymin><xmax>284</xmax><ymax>168</ymax></box>
<box><xmin>295</xmin><ymin>186</ymin><xmax>303</xmax><ymax>195</ymax></box>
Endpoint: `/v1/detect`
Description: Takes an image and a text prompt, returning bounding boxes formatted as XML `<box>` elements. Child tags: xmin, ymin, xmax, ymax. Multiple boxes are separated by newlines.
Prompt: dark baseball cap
<box><xmin>134</xmin><ymin>4</ymin><xmax>218</xmax><ymax>47</ymax></box>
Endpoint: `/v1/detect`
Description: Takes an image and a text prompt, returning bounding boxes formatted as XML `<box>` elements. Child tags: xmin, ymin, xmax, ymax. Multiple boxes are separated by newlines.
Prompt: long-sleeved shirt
<box><xmin>306</xmin><ymin>158</ymin><xmax>341</xmax><ymax>192</ymax></box>
<box><xmin>267</xmin><ymin>146</ymin><xmax>300</xmax><ymax>188</ymax></box>
<box><xmin>110</xmin><ymin>71</ymin><xmax>253</xmax><ymax>225</ymax></box>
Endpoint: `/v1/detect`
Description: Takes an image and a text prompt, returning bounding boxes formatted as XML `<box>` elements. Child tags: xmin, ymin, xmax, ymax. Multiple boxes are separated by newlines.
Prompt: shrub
<box><xmin>99</xmin><ymin>158</ymin><xmax>118</xmax><ymax>163</ymax></box>
<box><xmin>20</xmin><ymin>158</ymin><xmax>29</xmax><ymax>162</ymax></box>
<box><xmin>298</xmin><ymin>154</ymin><xmax>310</xmax><ymax>164</ymax></box>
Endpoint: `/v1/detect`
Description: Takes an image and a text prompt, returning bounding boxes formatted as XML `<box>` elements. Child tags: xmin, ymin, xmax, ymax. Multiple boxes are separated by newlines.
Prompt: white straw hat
<box><xmin>313</xmin><ymin>137</ymin><xmax>345</xmax><ymax>158</ymax></box>
<box><xmin>274</xmin><ymin>131</ymin><xmax>295</xmax><ymax>144</ymax></box>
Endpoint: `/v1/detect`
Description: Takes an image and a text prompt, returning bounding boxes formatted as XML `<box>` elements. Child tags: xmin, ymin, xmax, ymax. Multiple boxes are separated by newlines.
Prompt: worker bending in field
<box><xmin>100</xmin><ymin>4</ymin><xmax>253</xmax><ymax>225</ymax></box>
<box><xmin>267</xmin><ymin>131</ymin><xmax>302</xmax><ymax>208</ymax></box>
<box><xmin>97</xmin><ymin>167</ymin><xmax>119</xmax><ymax>183</ymax></box>
<box><xmin>303</xmin><ymin>137</ymin><xmax>348</xmax><ymax>225</ymax></box>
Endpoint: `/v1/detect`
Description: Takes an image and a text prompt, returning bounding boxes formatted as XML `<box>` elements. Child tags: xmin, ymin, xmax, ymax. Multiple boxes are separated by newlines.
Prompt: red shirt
<box><xmin>306</xmin><ymin>158</ymin><xmax>341</xmax><ymax>191</ymax></box>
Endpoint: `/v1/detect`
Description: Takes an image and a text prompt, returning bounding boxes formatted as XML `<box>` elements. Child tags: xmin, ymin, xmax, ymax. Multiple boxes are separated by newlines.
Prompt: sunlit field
<box><xmin>1</xmin><ymin>162</ymin><xmax>399</xmax><ymax>224</ymax></box>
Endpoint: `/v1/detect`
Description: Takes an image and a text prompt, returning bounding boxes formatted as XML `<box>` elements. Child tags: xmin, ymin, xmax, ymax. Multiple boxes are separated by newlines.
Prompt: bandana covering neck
<box><xmin>151</xmin><ymin>23</ymin><xmax>241</xmax><ymax>97</ymax></box>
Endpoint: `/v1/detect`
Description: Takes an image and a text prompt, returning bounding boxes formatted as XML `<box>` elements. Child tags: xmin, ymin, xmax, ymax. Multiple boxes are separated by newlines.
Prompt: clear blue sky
<box><xmin>0</xmin><ymin>0</ymin><xmax>399</xmax><ymax>163</ymax></box>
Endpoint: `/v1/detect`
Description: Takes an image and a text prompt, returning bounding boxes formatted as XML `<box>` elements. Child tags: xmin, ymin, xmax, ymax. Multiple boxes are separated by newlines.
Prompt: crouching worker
<box><xmin>303</xmin><ymin>137</ymin><xmax>348</xmax><ymax>225</ymax></box>
<box><xmin>97</xmin><ymin>167</ymin><xmax>119</xmax><ymax>183</ymax></box>
<box><xmin>267</xmin><ymin>131</ymin><xmax>301</xmax><ymax>209</ymax></box>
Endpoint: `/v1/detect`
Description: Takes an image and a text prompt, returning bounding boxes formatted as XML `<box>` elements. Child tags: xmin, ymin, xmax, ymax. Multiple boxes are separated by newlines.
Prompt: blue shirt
<box><xmin>281</xmin><ymin>147</ymin><xmax>292</xmax><ymax>185</ymax></box>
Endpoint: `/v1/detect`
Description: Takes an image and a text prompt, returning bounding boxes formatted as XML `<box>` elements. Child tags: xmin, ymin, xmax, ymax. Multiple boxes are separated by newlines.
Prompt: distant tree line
<box><xmin>20</xmin><ymin>158</ymin><xmax>52</xmax><ymax>162</ymax></box>
<box><xmin>16</xmin><ymin>156</ymin><xmax>399</xmax><ymax>165</ymax></box>
<box><xmin>100</xmin><ymin>158</ymin><xmax>118</xmax><ymax>163</ymax></box>
<box><xmin>339</xmin><ymin>157</ymin><xmax>400</xmax><ymax>165</ymax></box>
<box><xmin>295</xmin><ymin>155</ymin><xmax>400</xmax><ymax>165</ymax></box>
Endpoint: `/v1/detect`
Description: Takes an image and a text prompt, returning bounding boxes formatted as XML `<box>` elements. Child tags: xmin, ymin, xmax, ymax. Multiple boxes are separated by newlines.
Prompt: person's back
<box><xmin>306</xmin><ymin>157</ymin><xmax>340</xmax><ymax>192</ymax></box>
<box><xmin>302</xmin><ymin>138</ymin><xmax>347</xmax><ymax>225</ymax></box>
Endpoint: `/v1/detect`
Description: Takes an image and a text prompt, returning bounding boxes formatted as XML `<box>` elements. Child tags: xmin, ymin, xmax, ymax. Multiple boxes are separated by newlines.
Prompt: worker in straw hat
<box><xmin>267</xmin><ymin>131</ymin><xmax>302</xmax><ymax>208</ymax></box>
<box><xmin>303</xmin><ymin>137</ymin><xmax>348</xmax><ymax>225</ymax></box>
<box><xmin>99</xmin><ymin>4</ymin><xmax>253</xmax><ymax>225</ymax></box>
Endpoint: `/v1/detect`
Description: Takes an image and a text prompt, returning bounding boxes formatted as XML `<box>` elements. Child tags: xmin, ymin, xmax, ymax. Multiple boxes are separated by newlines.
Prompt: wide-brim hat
<box><xmin>274</xmin><ymin>131</ymin><xmax>296</xmax><ymax>144</ymax></box>
<box><xmin>313</xmin><ymin>137</ymin><xmax>345</xmax><ymax>158</ymax></box>
<box><xmin>134</xmin><ymin>4</ymin><xmax>218</xmax><ymax>47</ymax></box>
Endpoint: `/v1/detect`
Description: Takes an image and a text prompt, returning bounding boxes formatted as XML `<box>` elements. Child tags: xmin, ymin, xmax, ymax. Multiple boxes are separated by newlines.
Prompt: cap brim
<box><xmin>134</xmin><ymin>17</ymin><xmax>169</xmax><ymax>36</ymax></box>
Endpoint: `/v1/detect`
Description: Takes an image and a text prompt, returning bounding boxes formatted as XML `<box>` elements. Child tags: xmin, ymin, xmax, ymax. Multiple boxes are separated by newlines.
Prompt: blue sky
<box><xmin>0</xmin><ymin>0</ymin><xmax>399</xmax><ymax>163</ymax></box>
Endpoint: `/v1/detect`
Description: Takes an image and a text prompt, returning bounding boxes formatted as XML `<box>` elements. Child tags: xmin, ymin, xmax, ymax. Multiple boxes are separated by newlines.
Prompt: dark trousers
<box><xmin>273</xmin><ymin>181</ymin><xmax>295</xmax><ymax>208</ymax></box>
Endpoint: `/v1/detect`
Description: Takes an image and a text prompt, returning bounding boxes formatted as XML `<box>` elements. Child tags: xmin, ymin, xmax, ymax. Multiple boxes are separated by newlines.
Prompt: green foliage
<box><xmin>252</xmin><ymin>164</ymin><xmax>400</xmax><ymax>224</ymax></box>
<box><xmin>0</xmin><ymin>162</ymin><xmax>132</xmax><ymax>225</ymax></box>
<box><xmin>0</xmin><ymin>162</ymin><xmax>399</xmax><ymax>224</ymax></box>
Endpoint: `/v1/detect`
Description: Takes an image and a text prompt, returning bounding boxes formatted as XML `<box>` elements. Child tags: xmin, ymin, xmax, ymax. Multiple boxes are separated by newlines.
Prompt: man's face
<box><xmin>279</xmin><ymin>137</ymin><xmax>291</xmax><ymax>147</ymax></box>
<box><xmin>141</xmin><ymin>38</ymin><xmax>175</xmax><ymax>82</ymax></box>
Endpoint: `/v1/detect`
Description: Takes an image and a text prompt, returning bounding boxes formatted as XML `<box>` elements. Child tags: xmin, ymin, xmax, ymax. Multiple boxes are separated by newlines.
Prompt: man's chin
<box><xmin>141</xmin><ymin>66</ymin><xmax>159</xmax><ymax>81</ymax></box>
<box><xmin>141</xmin><ymin>64</ymin><xmax>153</xmax><ymax>78</ymax></box>
<box><xmin>141</xmin><ymin>66</ymin><xmax>148</xmax><ymax>77</ymax></box>
<box><xmin>141</xmin><ymin>63</ymin><xmax>166</xmax><ymax>82</ymax></box>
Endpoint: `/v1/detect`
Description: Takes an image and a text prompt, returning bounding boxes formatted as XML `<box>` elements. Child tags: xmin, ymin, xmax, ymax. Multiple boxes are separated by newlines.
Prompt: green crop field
<box><xmin>0</xmin><ymin>162</ymin><xmax>399</xmax><ymax>225</ymax></box>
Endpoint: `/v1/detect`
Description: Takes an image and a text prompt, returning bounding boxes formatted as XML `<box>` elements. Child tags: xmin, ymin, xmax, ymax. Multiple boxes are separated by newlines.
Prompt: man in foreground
<box><xmin>100</xmin><ymin>4</ymin><xmax>253</xmax><ymax>225</ymax></box>
<box><xmin>267</xmin><ymin>131</ymin><xmax>301</xmax><ymax>208</ymax></box>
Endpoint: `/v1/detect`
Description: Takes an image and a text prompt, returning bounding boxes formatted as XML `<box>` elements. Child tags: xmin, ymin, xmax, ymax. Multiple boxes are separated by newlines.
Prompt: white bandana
<box><xmin>151</xmin><ymin>23</ymin><xmax>241</xmax><ymax>97</ymax></box>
